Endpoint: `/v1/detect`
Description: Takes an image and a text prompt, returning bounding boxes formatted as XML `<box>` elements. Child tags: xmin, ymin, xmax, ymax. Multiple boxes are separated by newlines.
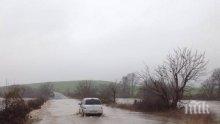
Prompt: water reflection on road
<box><xmin>28</xmin><ymin>91</ymin><xmax>220</xmax><ymax>124</ymax></box>
<box><xmin>30</xmin><ymin>99</ymin><xmax>176</xmax><ymax>124</ymax></box>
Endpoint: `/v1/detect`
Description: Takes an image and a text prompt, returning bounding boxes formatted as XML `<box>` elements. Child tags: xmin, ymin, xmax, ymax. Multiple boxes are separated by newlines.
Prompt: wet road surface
<box><xmin>29</xmin><ymin>98</ymin><xmax>177</xmax><ymax>124</ymax></box>
<box><xmin>29</xmin><ymin>93</ymin><xmax>220</xmax><ymax>124</ymax></box>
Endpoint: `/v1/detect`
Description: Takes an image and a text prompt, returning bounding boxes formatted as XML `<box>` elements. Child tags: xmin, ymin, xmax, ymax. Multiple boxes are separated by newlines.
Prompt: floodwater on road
<box><xmin>28</xmin><ymin>97</ymin><xmax>220</xmax><ymax>124</ymax></box>
<box><xmin>1</xmin><ymin>94</ymin><xmax>219</xmax><ymax>124</ymax></box>
<box><xmin>29</xmin><ymin>99</ymin><xmax>177</xmax><ymax>124</ymax></box>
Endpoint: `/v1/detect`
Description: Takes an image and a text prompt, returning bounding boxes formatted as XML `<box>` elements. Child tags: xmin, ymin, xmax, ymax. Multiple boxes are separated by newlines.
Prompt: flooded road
<box><xmin>29</xmin><ymin>98</ymin><xmax>178</xmax><ymax>124</ymax></box>
<box><xmin>29</xmin><ymin>94</ymin><xmax>220</xmax><ymax>124</ymax></box>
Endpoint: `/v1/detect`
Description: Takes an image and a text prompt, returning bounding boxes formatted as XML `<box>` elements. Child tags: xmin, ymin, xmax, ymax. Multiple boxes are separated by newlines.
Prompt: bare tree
<box><xmin>211</xmin><ymin>68</ymin><xmax>220</xmax><ymax>96</ymax></box>
<box><xmin>140</xmin><ymin>48</ymin><xmax>207</xmax><ymax>108</ymax></box>
<box><xmin>109</xmin><ymin>82</ymin><xmax>118</xmax><ymax>103</ymax></box>
<box><xmin>139</xmin><ymin>66</ymin><xmax>171</xmax><ymax>108</ymax></box>
<box><xmin>75</xmin><ymin>80</ymin><xmax>95</xmax><ymax>98</ymax></box>
<box><xmin>201</xmin><ymin>78</ymin><xmax>216</xmax><ymax>98</ymax></box>
<box><xmin>129</xmin><ymin>73</ymin><xmax>137</xmax><ymax>97</ymax></box>
<box><xmin>160</xmin><ymin>48</ymin><xmax>207</xmax><ymax>107</ymax></box>
<box><xmin>118</xmin><ymin>73</ymin><xmax>138</xmax><ymax>98</ymax></box>
<box><xmin>39</xmin><ymin>82</ymin><xmax>54</xmax><ymax>100</ymax></box>
<box><xmin>120</xmin><ymin>76</ymin><xmax>130</xmax><ymax>97</ymax></box>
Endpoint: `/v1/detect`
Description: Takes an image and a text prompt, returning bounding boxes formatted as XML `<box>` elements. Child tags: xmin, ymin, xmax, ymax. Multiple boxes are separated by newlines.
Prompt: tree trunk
<box><xmin>113</xmin><ymin>91</ymin><xmax>116</xmax><ymax>103</ymax></box>
<box><xmin>171</xmin><ymin>90</ymin><xmax>180</xmax><ymax>108</ymax></box>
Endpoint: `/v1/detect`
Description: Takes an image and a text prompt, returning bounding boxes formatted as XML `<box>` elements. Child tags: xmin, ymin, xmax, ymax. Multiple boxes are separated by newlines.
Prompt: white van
<box><xmin>79</xmin><ymin>98</ymin><xmax>103</xmax><ymax>116</ymax></box>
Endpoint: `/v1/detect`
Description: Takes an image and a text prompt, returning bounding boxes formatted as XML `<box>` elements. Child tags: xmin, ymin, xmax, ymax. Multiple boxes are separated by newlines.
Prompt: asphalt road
<box><xmin>28</xmin><ymin>93</ymin><xmax>220</xmax><ymax>124</ymax></box>
<box><xmin>29</xmin><ymin>97</ymin><xmax>176</xmax><ymax>124</ymax></box>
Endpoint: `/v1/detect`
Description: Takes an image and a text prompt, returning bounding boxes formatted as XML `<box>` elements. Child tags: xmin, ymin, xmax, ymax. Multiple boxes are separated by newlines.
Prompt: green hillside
<box><xmin>24</xmin><ymin>80</ymin><xmax>113</xmax><ymax>93</ymax></box>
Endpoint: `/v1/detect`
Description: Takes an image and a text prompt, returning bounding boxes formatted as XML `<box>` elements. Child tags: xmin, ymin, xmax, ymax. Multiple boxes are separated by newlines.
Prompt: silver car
<box><xmin>79</xmin><ymin>98</ymin><xmax>103</xmax><ymax>116</ymax></box>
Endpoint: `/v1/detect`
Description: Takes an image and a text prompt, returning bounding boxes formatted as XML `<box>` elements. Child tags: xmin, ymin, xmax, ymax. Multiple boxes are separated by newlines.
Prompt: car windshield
<box><xmin>85</xmin><ymin>99</ymin><xmax>101</xmax><ymax>105</ymax></box>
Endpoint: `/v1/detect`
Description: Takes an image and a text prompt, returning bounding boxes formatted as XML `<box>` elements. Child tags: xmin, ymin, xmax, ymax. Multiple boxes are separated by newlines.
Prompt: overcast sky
<box><xmin>0</xmin><ymin>0</ymin><xmax>219</xmax><ymax>85</ymax></box>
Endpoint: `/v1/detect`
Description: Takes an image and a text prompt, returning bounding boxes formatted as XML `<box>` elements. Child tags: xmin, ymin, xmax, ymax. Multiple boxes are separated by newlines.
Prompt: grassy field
<box><xmin>24</xmin><ymin>80</ymin><xmax>113</xmax><ymax>93</ymax></box>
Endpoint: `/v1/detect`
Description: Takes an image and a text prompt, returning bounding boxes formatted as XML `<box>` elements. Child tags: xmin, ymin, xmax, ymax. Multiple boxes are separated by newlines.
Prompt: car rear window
<box><xmin>85</xmin><ymin>99</ymin><xmax>101</xmax><ymax>105</ymax></box>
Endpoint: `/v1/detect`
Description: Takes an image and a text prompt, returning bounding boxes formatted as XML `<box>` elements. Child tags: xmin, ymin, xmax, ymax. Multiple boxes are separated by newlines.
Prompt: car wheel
<box><xmin>82</xmin><ymin>111</ymin><xmax>85</xmax><ymax>117</ymax></box>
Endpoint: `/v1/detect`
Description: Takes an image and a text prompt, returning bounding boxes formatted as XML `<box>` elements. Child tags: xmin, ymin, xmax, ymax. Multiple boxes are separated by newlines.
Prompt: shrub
<box><xmin>0</xmin><ymin>87</ymin><xmax>30</xmax><ymax>124</ymax></box>
<box><xmin>134</xmin><ymin>98</ymin><xmax>170</xmax><ymax>112</ymax></box>
<box><xmin>0</xmin><ymin>86</ymin><xmax>47</xmax><ymax>124</ymax></box>
<box><xmin>27</xmin><ymin>98</ymin><xmax>45</xmax><ymax>110</ymax></box>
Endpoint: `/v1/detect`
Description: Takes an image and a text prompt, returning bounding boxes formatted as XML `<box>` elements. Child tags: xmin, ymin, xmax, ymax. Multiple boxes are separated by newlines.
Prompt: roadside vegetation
<box><xmin>64</xmin><ymin>47</ymin><xmax>218</xmax><ymax>123</ymax></box>
<box><xmin>1</xmin><ymin>47</ymin><xmax>218</xmax><ymax>123</ymax></box>
<box><xmin>65</xmin><ymin>80</ymin><xmax>118</xmax><ymax>103</ymax></box>
<box><xmin>23</xmin><ymin>80</ymin><xmax>113</xmax><ymax>93</ymax></box>
<box><xmin>189</xmin><ymin>68</ymin><xmax>220</xmax><ymax>100</ymax></box>
<box><xmin>0</xmin><ymin>83</ymin><xmax>54</xmax><ymax>124</ymax></box>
